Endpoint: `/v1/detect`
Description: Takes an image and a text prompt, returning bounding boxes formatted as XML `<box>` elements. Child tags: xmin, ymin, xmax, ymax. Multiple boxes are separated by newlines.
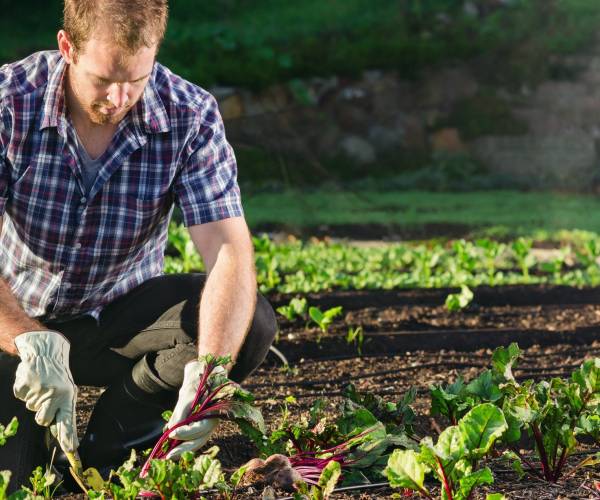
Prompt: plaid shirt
<box><xmin>0</xmin><ymin>51</ymin><xmax>243</xmax><ymax>322</ymax></box>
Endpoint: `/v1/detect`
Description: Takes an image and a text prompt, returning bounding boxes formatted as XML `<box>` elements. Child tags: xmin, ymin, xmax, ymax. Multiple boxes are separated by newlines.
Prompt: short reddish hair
<box><xmin>63</xmin><ymin>0</ymin><xmax>169</xmax><ymax>54</ymax></box>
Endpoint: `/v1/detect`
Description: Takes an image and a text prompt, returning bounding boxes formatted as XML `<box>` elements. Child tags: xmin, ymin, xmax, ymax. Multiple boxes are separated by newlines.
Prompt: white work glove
<box><xmin>13</xmin><ymin>331</ymin><xmax>79</xmax><ymax>453</ymax></box>
<box><xmin>165</xmin><ymin>360</ymin><xmax>226</xmax><ymax>460</ymax></box>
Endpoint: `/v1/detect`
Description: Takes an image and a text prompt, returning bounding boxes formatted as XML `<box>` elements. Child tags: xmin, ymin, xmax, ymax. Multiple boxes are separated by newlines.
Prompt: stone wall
<box><xmin>211</xmin><ymin>42</ymin><xmax>600</xmax><ymax>191</ymax></box>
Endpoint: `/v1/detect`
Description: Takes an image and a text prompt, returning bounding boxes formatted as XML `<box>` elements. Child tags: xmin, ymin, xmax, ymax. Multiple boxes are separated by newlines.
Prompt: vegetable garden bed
<box><xmin>272</xmin><ymin>285</ymin><xmax>600</xmax><ymax>360</ymax></box>
<box><xmin>60</xmin><ymin>343</ymin><xmax>599</xmax><ymax>499</ymax></box>
<box><xmin>52</xmin><ymin>287</ymin><xmax>599</xmax><ymax>500</ymax></box>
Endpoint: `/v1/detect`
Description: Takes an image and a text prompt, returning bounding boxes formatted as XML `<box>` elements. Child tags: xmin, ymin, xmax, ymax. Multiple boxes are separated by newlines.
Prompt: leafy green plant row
<box><xmin>2</xmin><ymin>347</ymin><xmax>597</xmax><ymax>499</ymax></box>
<box><xmin>165</xmin><ymin>223</ymin><xmax>600</xmax><ymax>294</ymax></box>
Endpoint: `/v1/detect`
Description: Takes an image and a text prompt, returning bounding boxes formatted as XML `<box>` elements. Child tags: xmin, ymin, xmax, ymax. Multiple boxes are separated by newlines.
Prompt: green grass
<box><xmin>242</xmin><ymin>189</ymin><xmax>600</xmax><ymax>236</ymax></box>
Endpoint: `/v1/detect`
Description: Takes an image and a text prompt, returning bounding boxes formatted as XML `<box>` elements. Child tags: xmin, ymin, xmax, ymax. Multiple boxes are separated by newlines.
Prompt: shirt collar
<box><xmin>131</xmin><ymin>64</ymin><xmax>171</xmax><ymax>135</ymax></box>
<box><xmin>39</xmin><ymin>55</ymin><xmax>68</xmax><ymax>135</ymax></box>
<box><xmin>39</xmin><ymin>57</ymin><xmax>171</xmax><ymax>136</ymax></box>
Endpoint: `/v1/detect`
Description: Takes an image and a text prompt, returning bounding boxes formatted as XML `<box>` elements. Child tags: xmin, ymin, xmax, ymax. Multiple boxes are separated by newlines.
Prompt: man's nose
<box><xmin>107</xmin><ymin>83</ymin><xmax>129</xmax><ymax>108</ymax></box>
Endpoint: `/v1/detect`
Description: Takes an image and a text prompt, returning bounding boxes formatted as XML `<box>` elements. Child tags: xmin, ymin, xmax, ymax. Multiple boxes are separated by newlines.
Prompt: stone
<box><xmin>368</xmin><ymin>125</ymin><xmax>403</xmax><ymax>151</ymax></box>
<box><xmin>371</xmin><ymin>80</ymin><xmax>413</xmax><ymax>122</ymax></box>
<box><xmin>338</xmin><ymin>135</ymin><xmax>376</xmax><ymax>164</ymax></box>
<box><xmin>334</xmin><ymin>104</ymin><xmax>373</xmax><ymax>133</ymax></box>
<box><xmin>463</xmin><ymin>2</ymin><xmax>479</xmax><ymax>17</ymax></box>
<box><xmin>218</xmin><ymin>93</ymin><xmax>244</xmax><ymax>121</ymax></box>
<box><xmin>402</xmin><ymin>115</ymin><xmax>427</xmax><ymax>149</ymax></box>
<box><xmin>257</xmin><ymin>84</ymin><xmax>290</xmax><ymax>113</ymax></box>
<box><xmin>581</xmin><ymin>59</ymin><xmax>600</xmax><ymax>85</ymax></box>
<box><xmin>338</xmin><ymin>87</ymin><xmax>368</xmax><ymax>101</ymax></box>
<box><xmin>532</xmin><ymin>82</ymin><xmax>588</xmax><ymax>113</ymax></box>
<box><xmin>471</xmin><ymin>131</ymin><xmax>597</xmax><ymax>190</ymax></box>
<box><xmin>315</xmin><ymin>124</ymin><xmax>342</xmax><ymax>155</ymax></box>
<box><xmin>309</xmin><ymin>76</ymin><xmax>339</xmax><ymax>104</ymax></box>
<box><xmin>418</xmin><ymin>67</ymin><xmax>479</xmax><ymax>108</ymax></box>
<box><xmin>431</xmin><ymin>128</ymin><xmax>466</xmax><ymax>153</ymax></box>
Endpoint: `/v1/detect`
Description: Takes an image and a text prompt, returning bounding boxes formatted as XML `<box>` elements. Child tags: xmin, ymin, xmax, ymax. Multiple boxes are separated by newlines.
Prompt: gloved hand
<box><xmin>165</xmin><ymin>360</ymin><xmax>226</xmax><ymax>460</ymax></box>
<box><xmin>13</xmin><ymin>330</ymin><xmax>79</xmax><ymax>453</ymax></box>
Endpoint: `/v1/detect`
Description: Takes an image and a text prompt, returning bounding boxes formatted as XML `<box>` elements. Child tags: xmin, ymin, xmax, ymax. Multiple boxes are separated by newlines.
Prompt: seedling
<box><xmin>0</xmin><ymin>418</ymin><xmax>17</xmax><ymax>446</ymax></box>
<box><xmin>445</xmin><ymin>285</ymin><xmax>473</xmax><ymax>312</ymax></box>
<box><xmin>277</xmin><ymin>297</ymin><xmax>308</xmax><ymax>321</ymax></box>
<box><xmin>511</xmin><ymin>238</ymin><xmax>535</xmax><ymax>281</ymax></box>
<box><xmin>345</xmin><ymin>326</ymin><xmax>364</xmax><ymax>355</ymax></box>
<box><xmin>19</xmin><ymin>465</ymin><xmax>60</xmax><ymax>500</ymax></box>
<box><xmin>308</xmin><ymin>306</ymin><xmax>343</xmax><ymax>335</ymax></box>
<box><xmin>476</xmin><ymin>239</ymin><xmax>506</xmax><ymax>285</ymax></box>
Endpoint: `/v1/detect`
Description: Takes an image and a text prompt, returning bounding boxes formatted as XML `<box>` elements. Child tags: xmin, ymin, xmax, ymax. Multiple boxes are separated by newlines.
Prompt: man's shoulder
<box><xmin>0</xmin><ymin>51</ymin><xmax>60</xmax><ymax>102</ymax></box>
<box><xmin>152</xmin><ymin>62</ymin><xmax>217</xmax><ymax>114</ymax></box>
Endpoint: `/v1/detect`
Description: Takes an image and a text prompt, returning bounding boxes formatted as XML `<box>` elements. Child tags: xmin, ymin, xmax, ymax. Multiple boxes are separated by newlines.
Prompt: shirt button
<box><xmin>64</xmin><ymin>283</ymin><xmax>71</xmax><ymax>289</ymax></box>
<box><xmin>80</xmin><ymin>197</ymin><xmax>87</xmax><ymax>204</ymax></box>
<box><xmin>74</xmin><ymin>243</ymin><xmax>82</xmax><ymax>249</ymax></box>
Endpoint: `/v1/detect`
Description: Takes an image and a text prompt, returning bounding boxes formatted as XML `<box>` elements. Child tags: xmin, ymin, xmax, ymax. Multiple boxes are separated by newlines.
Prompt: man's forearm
<box><xmin>0</xmin><ymin>277</ymin><xmax>45</xmax><ymax>355</ymax></box>
<box><xmin>197</xmin><ymin>245</ymin><xmax>257</xmax><ymax>362</ymax></box>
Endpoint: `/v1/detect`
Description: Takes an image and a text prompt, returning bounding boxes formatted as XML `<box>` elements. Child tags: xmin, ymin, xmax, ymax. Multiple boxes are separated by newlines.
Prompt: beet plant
<box><xmin>140</xmin><ymin>354</ymin><xmax>264</xmax><ymax>479</ymax></box>
<box><xmin>385</xmin><ymin>403</ymin><xmax>507</xmax><ymax>500</ymax></box>
<box><xmin>343</xmin><ymin>384</ymin><xmax>417</xmax><ymax>437</ymax></box>
<box><xmin>240</xmin><ymin>395</ymin><xmax>416</xmax><ymax>491</ymax></box>
<box><xmin>500</xmin><ymin>357</ymin><xmax>600</xmax><ymax>482</ymax></box>
<box><xmin>293</xmin><ymin>460</ymin><xmax>341</xmax><ymax>499</ymax></box>
<box><xmin>430</xmin><ymin>343</ymin><xmax>600</xmax><ymax>483</ymax></box>
<box><xmin>430</xmin><ymin>344</ymin><xmax>519</xmax><ymax>424</ymax></box>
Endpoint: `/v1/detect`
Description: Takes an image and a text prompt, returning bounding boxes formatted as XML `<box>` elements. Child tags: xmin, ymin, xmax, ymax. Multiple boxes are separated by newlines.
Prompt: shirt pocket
<box><xmin>96</xmin><ymin>192</ymin><xmax>172</xmax><ymax>256</ymax></box>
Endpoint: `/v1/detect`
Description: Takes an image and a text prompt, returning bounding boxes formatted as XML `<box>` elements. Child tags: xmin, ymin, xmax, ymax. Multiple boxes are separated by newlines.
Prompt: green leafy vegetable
<box><xmin>386</xmin><ymin>403</ymin><xmax>507</xmax><ymax>500</ymax></box>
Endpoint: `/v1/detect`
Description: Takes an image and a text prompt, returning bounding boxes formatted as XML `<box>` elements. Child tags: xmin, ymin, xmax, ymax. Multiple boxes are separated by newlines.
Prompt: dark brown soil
<box><xmin>58</xmin><ymin>286</ymin><xmax>600</xmax><ymax>499</ymax></box>
<box><xmin>271</xmin><ymin>286</ymin><xmax>600</xmax><ymax>360</ymax></box>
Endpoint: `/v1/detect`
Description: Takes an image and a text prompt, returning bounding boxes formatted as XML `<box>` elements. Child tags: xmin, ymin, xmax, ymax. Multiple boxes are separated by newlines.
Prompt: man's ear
<box><xmin>57</xmin><ymin>30</ymin><xmax>77</xmax><ymax>64</ymax></box>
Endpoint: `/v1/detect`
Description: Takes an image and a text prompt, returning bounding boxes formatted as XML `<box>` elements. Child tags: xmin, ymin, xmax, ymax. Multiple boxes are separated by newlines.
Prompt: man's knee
<box><xmin>132</xmin><ymin>290</ymin><xmax>278</xmax><ymax>388</ymax></box>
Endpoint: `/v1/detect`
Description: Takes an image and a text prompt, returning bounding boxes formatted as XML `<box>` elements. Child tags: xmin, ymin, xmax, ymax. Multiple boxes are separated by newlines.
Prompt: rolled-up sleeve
<box><xmin>174</xmin><ymin>94</ymin><xmax>244</xmax><ymax>227</ymax></box>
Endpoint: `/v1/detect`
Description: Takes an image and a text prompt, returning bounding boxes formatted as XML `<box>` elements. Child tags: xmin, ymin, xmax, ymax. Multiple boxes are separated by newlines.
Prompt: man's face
<box><xmin>60</xmin><ymin>30</ymin><xmax>157</xmax><ymax>125</ymax></box>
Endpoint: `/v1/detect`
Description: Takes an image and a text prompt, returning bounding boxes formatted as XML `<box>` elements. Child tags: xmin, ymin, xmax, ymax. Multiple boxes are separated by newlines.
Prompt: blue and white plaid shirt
<box><xmin>0</xmin><ymin>51</ymin><xmax>243</xmax><ymax>322</ymax></box>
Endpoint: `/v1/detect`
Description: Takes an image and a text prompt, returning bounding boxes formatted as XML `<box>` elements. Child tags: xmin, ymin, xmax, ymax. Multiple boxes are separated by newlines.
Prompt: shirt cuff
<box><xmin>178</xmin><ymin>197</ymin><xmax>244</xmax><ymax>227</ymax></box>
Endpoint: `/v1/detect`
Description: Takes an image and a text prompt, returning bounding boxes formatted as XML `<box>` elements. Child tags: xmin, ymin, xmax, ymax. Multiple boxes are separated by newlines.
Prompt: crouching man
<box><xmin>0</xmin><ymin>0</ymin><xmax>277</xmax><ymax>492</ymax></box>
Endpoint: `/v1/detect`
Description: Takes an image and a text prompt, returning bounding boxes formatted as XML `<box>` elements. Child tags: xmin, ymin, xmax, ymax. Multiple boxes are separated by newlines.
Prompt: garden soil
<box><xmin>56</xmin><ymin>286</ymin><xmax>599</xmax><ymax>499</ymax></box>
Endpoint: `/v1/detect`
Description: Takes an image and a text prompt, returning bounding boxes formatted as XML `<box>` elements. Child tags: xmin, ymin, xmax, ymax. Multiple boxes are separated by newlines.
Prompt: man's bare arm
<box><xmin>188</xmin><ymin>216</ymin><xmax>257</xmax><ymax>362</ymax></box>
<box><xmin>0</xmin><ymin>217</ymin><xmax>46</xmax><ymax>355</ymax></box>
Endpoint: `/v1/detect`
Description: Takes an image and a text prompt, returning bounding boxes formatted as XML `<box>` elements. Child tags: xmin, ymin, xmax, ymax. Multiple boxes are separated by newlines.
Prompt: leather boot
<box><xmin>53</xmin><ymin>356</ymin><xmax>175</xmax><ymax>479</ymax></box>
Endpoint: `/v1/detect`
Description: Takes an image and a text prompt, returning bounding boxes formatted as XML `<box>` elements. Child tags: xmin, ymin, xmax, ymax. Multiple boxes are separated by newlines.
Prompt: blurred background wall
<box><xmin>3</xmin><ymin>0</ymin><xmax>600</xmax><ymax>236</ymax></box>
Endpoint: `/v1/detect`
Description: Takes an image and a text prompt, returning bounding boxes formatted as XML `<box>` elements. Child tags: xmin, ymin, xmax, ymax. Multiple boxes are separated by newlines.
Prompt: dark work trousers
<box><xmin>0</xmin><ymin>273</ymin><xmax>278</xmax><ymax>492</ymax></box>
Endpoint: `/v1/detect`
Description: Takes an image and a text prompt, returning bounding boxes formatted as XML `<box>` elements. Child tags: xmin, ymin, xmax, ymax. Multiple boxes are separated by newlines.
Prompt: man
<box><xmin>0</xmin><ymin>0</ymin><xmax>277</xmax><ymax>492</ymax></box>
